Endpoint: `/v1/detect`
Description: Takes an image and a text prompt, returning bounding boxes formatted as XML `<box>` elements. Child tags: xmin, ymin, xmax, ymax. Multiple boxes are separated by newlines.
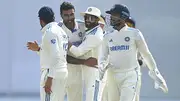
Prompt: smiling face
<box><xmin>84</xmin><ymin>14</ymin><xmax>99</xmax><ymax>29</ymax></box>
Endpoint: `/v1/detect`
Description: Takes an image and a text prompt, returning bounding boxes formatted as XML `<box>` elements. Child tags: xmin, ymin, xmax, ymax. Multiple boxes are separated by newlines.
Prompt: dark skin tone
<box><xmin>110</xmin><ymin>12</ymin><xmax>126</xmax><ymax>31</ymax></box>
<box><xmin>61</xmin><ymin>9</ymin><xmax>75</xmax><ymax>31</ymax></box>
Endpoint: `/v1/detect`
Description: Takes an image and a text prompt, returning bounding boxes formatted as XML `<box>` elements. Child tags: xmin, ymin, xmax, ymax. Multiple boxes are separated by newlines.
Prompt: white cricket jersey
<box><xmin>69</xmin><ymin>25</ymin><xmax>104</xmax><ymax>60</ymax></box>
<box><xmin>100</xmin><ymin>25</ymin><xmax>157</xmax><ymax>72</ymax></box>
<box><xmin>40</xmin><ymin>22</ymin><xmax>68</xmax><ymax>78</ymax></box>
<box><xmin>58</xmin><ymin>19</ymin><xmax>86</xmax><ymax>56</ymax></box>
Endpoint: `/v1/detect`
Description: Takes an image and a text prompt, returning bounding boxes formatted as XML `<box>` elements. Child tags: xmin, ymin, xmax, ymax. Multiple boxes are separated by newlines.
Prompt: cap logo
<box><xmin>88</xmin><ymin>8</ymin><xmax>92</xmax><ymax>12</ymax></box>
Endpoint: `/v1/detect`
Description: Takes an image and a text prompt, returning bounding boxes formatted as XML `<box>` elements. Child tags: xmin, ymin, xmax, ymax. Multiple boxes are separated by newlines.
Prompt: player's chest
<box><xmin>107</xmin><ymin>34</ymin><xmax>135</xmax><ymax>51</ymax></box>
<box><xmin>65</xmin><ymin>29</ymin><xmax>84</xmax><ymax>42</ymax></box>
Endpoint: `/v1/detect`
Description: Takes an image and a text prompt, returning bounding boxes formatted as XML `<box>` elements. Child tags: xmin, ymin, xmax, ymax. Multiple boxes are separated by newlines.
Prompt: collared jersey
<box><xmin>100</xmin><ymin>25</ymin><xmax>157</xmax><ymax>72</ymax></box>
<box><xmin>40</xmin><ymin>22</ymin><xmax>68</xmax><ymax>77</ymax></box>
<box><xmin>58</xmin><ymin>19</ymin><xmax>86</xmax><ymax>54</ymax></box>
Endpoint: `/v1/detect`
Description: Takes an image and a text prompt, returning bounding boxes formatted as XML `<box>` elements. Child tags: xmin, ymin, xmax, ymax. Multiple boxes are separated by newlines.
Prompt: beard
<box><xmin>85</xmin><ymin>21</ymin><xmax>98</xmax><ymax>29</ymax></box>
<box><xmin>63</xmin><ymin>18</ymin><xmax>75</xmax><ymax>29</ymax></box>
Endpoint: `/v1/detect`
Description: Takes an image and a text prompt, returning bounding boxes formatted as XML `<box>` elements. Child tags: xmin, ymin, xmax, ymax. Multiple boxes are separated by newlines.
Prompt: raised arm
<box><xmin>68</xmin><ymin>28</ymin><xmax>103</xmax><ymax>57</ymax></box>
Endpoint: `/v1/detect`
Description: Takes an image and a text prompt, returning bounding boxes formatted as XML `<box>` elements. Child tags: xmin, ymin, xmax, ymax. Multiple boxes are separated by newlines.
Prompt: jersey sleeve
<box><xmin>69</xmin><ymin>28</ymin><xmax>103</xmax><ymax>57</ymax></box>
<box><xmin>99</xmin><ymin>35</ymin><xmax>109</xmax><ymax>72</ymax></box>
<box><xmin>43</xmin><ymin>31</ymin><xmax>61</xmax><ymax>78</ymax></box>
<box><xmin>135</xmin><ymin>30</ymin><xmax>157</xmax><ymax>71</ymax></box>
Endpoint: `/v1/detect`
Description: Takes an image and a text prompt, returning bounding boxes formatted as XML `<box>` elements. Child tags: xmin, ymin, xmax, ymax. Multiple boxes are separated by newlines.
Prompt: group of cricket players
<box><xmin>27</xmin><ymin>1</ymin><xmax>168</xmax><ymax>101</ymax></box>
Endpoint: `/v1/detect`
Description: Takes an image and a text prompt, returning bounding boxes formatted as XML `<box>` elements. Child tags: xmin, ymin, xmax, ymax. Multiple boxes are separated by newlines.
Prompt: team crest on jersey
<box><xmin>51</xmin><ymin>39</ymin><xmax>56</xmax><ymax>44</ymax></box>
<box><xmin>124</xmin><ymin>37</ymin><xmax>130</xmax><ymax>42</ymax></box>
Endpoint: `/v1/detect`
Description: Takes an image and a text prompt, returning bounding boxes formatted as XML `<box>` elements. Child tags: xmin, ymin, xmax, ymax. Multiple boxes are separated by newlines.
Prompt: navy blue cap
<box><xmin>106</xmin><ymin>4</ymin><xmax>130</xmax><ymax>19</ymax></box>
<box><xmin>38</xmin><ymin>6</ymin><xmax>55</xmax><ymax>22</ymax></box>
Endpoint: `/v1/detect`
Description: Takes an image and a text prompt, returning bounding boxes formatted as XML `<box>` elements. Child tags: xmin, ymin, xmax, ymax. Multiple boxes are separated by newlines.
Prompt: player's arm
<box><xmin>98</xmin><ymin>36</ymin><xmax>109</xmax><ymax>80</ymax></box>
<box><xmin>99</xmin><ymin>36</ymin><xmax>109</xmax><ymax>71</ymax></box>
<box><xmin>27</xmin><ymin>41</ymin><xmax>41</xmax><ymax>55</ymax></box>
<box><xmin>44</xmin><ymin>32</ymin><xmax>61</xmax><ymax>78</ymax></box>
<box><xmin>137</xmin><ymin>52</ymin><xmax>143</xmax><ymax>66</ymax></box>
<box><xmin>67</xmin><ymin>55</ymin><xmax>85</xmax><ymax>64</ymax></box>
<box><xmin>135</xmin><ymin>30</ymin><xmax>157</xmax><ymax>71</ymax></box>
<box><xmin>68</xmin><ymin>30</ymin><xmax>103</xmax><ymax>57</ymax></box>
<box><xmin>135</xmin><ymin>30</ymin><xmax>168</xmax><ymax>93</ymax></box>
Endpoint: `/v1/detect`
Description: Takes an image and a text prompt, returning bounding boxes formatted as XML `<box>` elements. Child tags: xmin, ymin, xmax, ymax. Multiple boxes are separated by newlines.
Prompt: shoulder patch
<box><xmin>51</xmin><ymin>39</ymin><xmax>56</xmax><ymax>44</ymax></box>
<box><xmin>58</xmin><ymin>22</ymin><xmax>63</xmax><ymax>27</ymax></box>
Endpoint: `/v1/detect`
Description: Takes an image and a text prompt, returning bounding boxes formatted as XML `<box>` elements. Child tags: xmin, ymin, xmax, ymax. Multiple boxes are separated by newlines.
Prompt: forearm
<box><xmin>141</xmin><ymin>51</ymin><xmax>157</xmax><ymax>71</ymax></box>
<box><xmin>67</xmin><ymin>55</ymin><xmax>85</xmax><ymax>65</ymax></box>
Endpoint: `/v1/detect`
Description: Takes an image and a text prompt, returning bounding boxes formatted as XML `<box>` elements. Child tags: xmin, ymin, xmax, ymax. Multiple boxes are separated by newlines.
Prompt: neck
<box><xmin>114</xmin><ymin>24</ymin><xmax>125</xmax><ymax>31</ymax></box>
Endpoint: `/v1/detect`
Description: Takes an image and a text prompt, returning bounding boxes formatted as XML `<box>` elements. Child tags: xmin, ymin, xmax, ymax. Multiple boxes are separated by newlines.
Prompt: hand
<box><xmin>149</xmin><ymin>69</ymin><xmax>168</xmax><ymax>93</ymax></box>
<box><xmin>44</xmin><ymin>77</ymin><xmax>53</xmax><ymax>94</ymax></box>
<box><xmin>27</xmin><ymin>41</ymin><xmax>40</xmax><ymax>51</ymax></box>
<box><xmin>84</xmin><ymin>57</ymin><xmax>97</xmax><ymax>68</ymax></box>
<box><xmin>161</xmin><ymin>81</ymin><xmax>168</xmax><ymax>93</ymax></box>
<box><xmin>68</xmin><ymin>41</ymin><xmax>72</xmax><ymax>50</ymax></box>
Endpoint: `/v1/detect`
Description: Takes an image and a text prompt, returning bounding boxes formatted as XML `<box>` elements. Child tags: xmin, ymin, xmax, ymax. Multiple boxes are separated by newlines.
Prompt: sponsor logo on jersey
<box><xmin>110</xmin><ymin>45</ymin><xmax>129</xmax><ymax>51</ymax></box>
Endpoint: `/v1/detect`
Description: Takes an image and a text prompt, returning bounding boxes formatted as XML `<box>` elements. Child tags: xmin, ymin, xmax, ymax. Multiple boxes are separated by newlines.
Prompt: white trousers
<box><xmin>82</xmin><ymin>66</ymin><xmax>100</xmax><ymax>101</ymax></box>
<box><xmin>66</xmin><ymin>64</ymin><xmax>83</xmax><ymax>101</ymax></box>
<box><xmin>97</xmin><ymin>72</ymin><xmax>107</xmax><ymax>101</ymax></box>
<box><xmin>40</xmin><ymin>68</ymin><xmax>68</xmax><ymax>101</ymax></box>
<box><xmin>105</xmin><ymin>68</ymin><xmax>141</xmax><ymax>101</ymax></box>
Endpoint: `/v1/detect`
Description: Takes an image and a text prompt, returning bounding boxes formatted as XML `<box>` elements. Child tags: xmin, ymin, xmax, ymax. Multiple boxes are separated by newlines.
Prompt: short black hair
<box><xmin>60</xmin><ymin>2</ymin><xmax>75</xmax><ymax>14</ymax></box>
<box><xmin>38</xmin><ymin>6</ymin><xmax>55</xmax><ymax>24</ymax></box>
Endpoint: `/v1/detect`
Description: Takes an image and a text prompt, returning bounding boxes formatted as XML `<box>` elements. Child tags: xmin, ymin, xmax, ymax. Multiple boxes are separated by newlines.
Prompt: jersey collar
<box><xmin>41</xmin><ymin>22</ymin><xmax>57</xmax><ymax>34</ymax></box>
<box><xmin>86</xmin><ymin>25</ymin><xmax>99</xmax><ymax>34</ymax></box>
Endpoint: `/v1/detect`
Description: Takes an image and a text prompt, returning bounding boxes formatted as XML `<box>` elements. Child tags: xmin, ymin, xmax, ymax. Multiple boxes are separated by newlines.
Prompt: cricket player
<box><xmin>27</xmin><ymin>6</ymin><xmax>68</xmax><ymax>101</ymax></box>
<box><xmin>68</xmin><ymin>7</ymin><xmax>104</xmax><ymax>101</ymax></box>
<box><xmin>99</xmin><ymin>4</ymin><xmax>168</xmax><ymax>101</ymax></box>
<box><xmin>58</xmin><ymin>2</ymin><xmax>86</xmax><ymax>101</ymax></box>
